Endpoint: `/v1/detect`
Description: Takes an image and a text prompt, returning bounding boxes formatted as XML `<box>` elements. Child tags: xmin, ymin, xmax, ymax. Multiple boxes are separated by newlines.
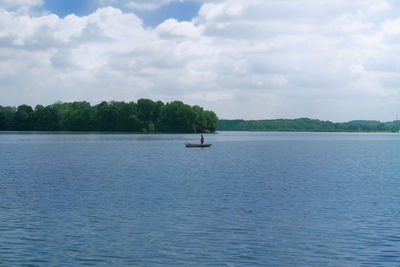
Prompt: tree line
<box><xmin>0</xmin><ymin>99</ymin><xmax>219</xmax><ymax>133</ymax></box>
<box><xmin>218</xmin><ymin>118</ymin><xmax>400</xmax><ymax>132</ymax></box>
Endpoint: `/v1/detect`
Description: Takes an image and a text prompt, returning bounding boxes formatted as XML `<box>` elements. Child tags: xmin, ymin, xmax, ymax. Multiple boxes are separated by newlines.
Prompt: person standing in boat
<box><xmin>200</xmin><ymin>135</ymin><xmax>204</xmax><ymax>144</ymax></box>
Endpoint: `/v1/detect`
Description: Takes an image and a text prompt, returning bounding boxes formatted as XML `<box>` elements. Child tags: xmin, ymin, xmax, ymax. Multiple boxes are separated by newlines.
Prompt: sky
<box><xmin>1</xmin><ymin>0</ymin><xmax>400</xmax><ymax>121</ymax></box>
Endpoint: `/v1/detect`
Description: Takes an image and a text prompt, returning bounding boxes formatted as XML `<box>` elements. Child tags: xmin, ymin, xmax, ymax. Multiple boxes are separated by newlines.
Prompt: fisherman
<box><xmin>200</xmin><ymin>135</ymin><xmax>204</xmax><ymax>144</ymax></box>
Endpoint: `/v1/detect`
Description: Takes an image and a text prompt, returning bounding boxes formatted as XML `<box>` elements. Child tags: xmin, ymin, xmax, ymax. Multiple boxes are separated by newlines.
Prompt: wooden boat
<box><xmin>184</xmin><ymin>142</ymin><xmax>212</xmax><ymax>148</ymax></box>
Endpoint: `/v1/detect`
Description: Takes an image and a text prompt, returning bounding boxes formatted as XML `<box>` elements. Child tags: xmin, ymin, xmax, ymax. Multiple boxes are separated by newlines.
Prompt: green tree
<box><xmin>192</xmin><ymin>105</ymin><xmax>207</xmax><ymax>132</ymax></box>
<box><xmin>0</xmin><ymin>100</ymin><xmax>218</xmax><ymax>133</ymax></box>
<box><xmin>95</xmin><ymin>101</ymin><xmax>143</xmax><ymax>132</ymax></box>
<box><xmin>0</xmin><ymin>105</ymin><xmax>6</xmax><ymax>130</ymax></box>
<box><xmin>33</xmin><ymin>105</ymin><xmax>59</xmax><ymax>131</ymax></box>
<box><xmin>137</xmin><ymin>99</ymin><xmax>165</xmax><ymax>132</ymax></box>
<box><xmin>0</xmin><ymin>106</ymin><xmax>16</xmax><ymax>130</ymax></box>
<box><xmin>203</xmin><ymin>111</ymin><xmax>219</xmax><ymax>132</ymax></box>
<box><xmin>14</xmin><ymin>104</ymin><xmax>34</xmax><ymax>130</ymax></box>
<box><xmin>160</xmin><ymin>101</ymin><xmax>196</xmax><ymax>132</ymax></box>
<box><xmin>64</xmin><ymin>101</ymin><xmax>95</xmax><ymax>131</ymax></box>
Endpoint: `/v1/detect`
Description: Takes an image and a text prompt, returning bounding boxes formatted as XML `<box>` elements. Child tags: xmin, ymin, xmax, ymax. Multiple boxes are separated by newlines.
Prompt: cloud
<box><xmin>0</xmin><ymin>0</ymin><xmax>42</xmax><ymax>8</ymax></box>
<box><xmin>0</xmin><ymin>0</ymin><xmax>43</xmax><ymax>13</ymax></box>
<box><xmin>123</xmin><ymin>0</ymin><xmax>176</xmax><ymax>10</ymax></box>
<box><xmin>99</xmin><ymin>0</ymin><xmax>225</xmax><ymax>11</ymax></box>
<box><xmin>98</xmin><ymin>0</ymin><xmax>200</xmax><ymax>10</ymax></box>
<box><xmin>155</xmin><ymin>18</ymin><xmax>203</xmax><ymax>38</ymax></box>
<box><xmin>1</xmin><ymin>0</ymin><xmax>400</xmax><ymax>121</ymax></box>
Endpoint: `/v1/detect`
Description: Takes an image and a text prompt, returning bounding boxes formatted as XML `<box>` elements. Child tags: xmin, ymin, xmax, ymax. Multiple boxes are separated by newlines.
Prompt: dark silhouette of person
<box><xmin>200</xmin><ymin>135</ymin><xmax>204</xmax><ymax>144</ymax></box>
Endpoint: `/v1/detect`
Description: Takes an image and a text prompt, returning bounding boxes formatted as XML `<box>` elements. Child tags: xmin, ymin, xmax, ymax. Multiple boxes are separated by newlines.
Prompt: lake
<box><xmin>1</xmin><ymin>131</ymin><xmax>400</xmax><ymax>266</ymax></box>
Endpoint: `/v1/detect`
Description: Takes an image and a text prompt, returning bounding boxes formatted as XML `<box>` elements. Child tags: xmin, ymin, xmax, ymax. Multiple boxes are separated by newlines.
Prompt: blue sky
<box><xmin>134</xmin><ymin>2</ymin><xmax>201</xmax><ymax>27</ymax></box>
<box><xmin>1</xmin><ymin>0</ymin><xmax>400</xmax><ymax>121</ymax></box>
<box><xmin>43</xmin><ymin>0</ymin><xmax>201</xmax><ymax>27</ymax></box>
<box><xmin>43</xmin><ymin>0</ymin><xmax>97</xmax><ymax>18</ymax></box>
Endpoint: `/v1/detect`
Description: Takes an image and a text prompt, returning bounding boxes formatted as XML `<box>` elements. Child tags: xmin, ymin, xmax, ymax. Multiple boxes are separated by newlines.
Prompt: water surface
<box><xmin>1</xmin><ymin>131</ymin><xmax>400</xmax><ymax>266</ymax></box>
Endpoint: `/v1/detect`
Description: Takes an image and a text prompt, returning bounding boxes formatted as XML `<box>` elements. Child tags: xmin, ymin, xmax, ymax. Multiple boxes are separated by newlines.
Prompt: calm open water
<box><xmin>1</xmin><ymin>131</ymin><xmax>400</xmax><ymax>266</ymax></box>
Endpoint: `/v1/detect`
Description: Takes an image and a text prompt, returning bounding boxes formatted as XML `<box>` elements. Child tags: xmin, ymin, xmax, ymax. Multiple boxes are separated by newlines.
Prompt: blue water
<box><xmin>1</xmin><ymin>131</ymin><xmax>400</xmax><ymax>266</ymax></box>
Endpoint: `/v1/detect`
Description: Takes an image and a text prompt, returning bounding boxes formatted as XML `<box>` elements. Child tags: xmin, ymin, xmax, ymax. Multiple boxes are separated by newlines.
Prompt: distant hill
<box><xmin>348</xmin><ymin>120</ymin><xmax>380</xmax><ymax>125</ymax></box>
<box><xmin>218</xmin><ymin>118</ymin><xmax>399</xmax><ymax>132</ymax></box>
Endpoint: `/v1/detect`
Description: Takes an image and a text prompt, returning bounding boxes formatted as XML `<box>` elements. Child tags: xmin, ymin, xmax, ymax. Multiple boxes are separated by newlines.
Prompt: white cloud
<box><xmin>155</xmin><ymin>18</ymin><xmax>203</xmax><ymax>38</ymax></box>
<box><xmin>99</xmin><ymin>0</ymin><xmax>201</xmax><ymax>10</ymax></box>
<box><xmin>0</xmin><ymin>0</ymin><xmax>43</xmax><ymax>13</ymax></box>
<box><xmin>0</xmin><ymin>0</ymin><xmax>42</xmax><ymax>8</ymax></box>
<box><xmin>124</xmin><ymin>0</ymin><xmax>176</xmax><ymax>10</ymax></box>
<box><xmin>198</xmin><ymin>1</ymin><xmax>244</xmax><ymax>20</ymax></box>
<box><xmin>100</xmin><ymin>0</ymin><xmax>223</xmax><ymax>10</ymax></box>
<box><xmin>1</xmin><ymin>0</ymin><xmax>400</xmax><ymax>121</ymax></box>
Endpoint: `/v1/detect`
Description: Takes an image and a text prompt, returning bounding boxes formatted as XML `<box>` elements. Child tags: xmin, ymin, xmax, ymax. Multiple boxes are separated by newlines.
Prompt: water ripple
<box><xmin>1</xmin><ymin>132</ymin><xmax>400</xmax><ymax>266</ymax></box>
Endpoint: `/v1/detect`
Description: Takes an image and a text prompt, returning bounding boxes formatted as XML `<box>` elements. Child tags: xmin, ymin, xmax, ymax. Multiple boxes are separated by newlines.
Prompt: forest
<box><xmin>0</xmin><ymin>99</ymin><xmax>219</xmax><ymax>133</ymax></box>
<box><xmin>218</xmin><ymin>118</ymin><xmax>400</xmax><ymax>132</ymax></box>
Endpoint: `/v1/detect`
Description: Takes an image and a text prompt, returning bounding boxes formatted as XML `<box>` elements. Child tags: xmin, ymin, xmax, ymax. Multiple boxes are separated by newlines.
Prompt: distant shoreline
<box><xmin>218</xmin><ymin>118</ymin><xmax>400</xmax><ymax>133</ymax></box>
<box><xmin>0</xmin><ymin>130</ymin><xmax>397</xmax><ymax>134</ymax></box>
<box><xmin>220</xmin><ymin>130</ymin><xmax>396</xmax><ymax>133</ymax></box>
<box><xmin>0</xmin><ymin>131</ymin><xmax>218</xmax><ymax>134</ymax></box>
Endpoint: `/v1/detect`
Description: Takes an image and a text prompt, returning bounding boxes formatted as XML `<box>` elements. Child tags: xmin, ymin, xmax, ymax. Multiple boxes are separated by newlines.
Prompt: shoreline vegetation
<box><xmin>218</xmin><ymin>119</ymin><xmax>400</xmax><ymax>132</ymax></box>
<box><xmin>1</xmin><ymin>100</ymin><xmax>399</xmax><ymax>133</ymax></box>
<box><xmin>0</xmin><ymin>100</ymin><xmax>218</xmax><ymax>133</ymax></box>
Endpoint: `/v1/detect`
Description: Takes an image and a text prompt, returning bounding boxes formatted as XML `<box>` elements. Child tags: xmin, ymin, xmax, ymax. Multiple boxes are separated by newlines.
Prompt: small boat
<box><xmin>184</xmin><ymin>142</ymin><xmax>212</xmax><ymax>148</ymax></box>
